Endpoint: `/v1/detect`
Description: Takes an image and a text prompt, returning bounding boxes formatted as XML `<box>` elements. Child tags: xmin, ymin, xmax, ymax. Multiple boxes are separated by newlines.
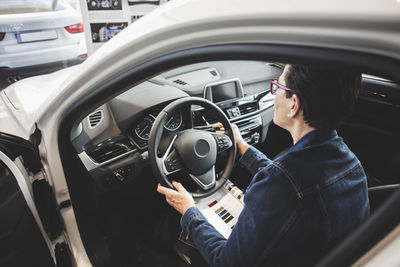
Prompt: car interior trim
<box><xmin>78</xmin><ymin>149</ymin><xmax>137</xmax><ymax>171</ymax></box>
<box><xmin>161</xmin><ymin>134</ymin><xmax>180</xmax><ymax>175</ymax></box>
<box><xmin>0</xmin><ymin>150</ymin><xmax>56</xmax><ymax>263</ymax></box>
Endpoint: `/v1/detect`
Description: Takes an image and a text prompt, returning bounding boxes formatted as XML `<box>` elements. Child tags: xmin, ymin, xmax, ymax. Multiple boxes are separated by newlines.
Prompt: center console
<box><xmin>204</xmin><ymin>79</ymin><xmax>263</xmax><ymax>146</ymax></box>
<box><xmin>234</xmin><ymin>114</ymin><xmax>262</xmax><ymax>145</ymax></box>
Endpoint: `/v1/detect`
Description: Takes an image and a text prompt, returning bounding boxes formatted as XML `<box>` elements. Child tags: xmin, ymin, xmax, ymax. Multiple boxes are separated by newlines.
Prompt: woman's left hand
<box><xmin>157</xmin><ymin>181</ymin><xmax>195</xmax><ymax>215</ymax></box>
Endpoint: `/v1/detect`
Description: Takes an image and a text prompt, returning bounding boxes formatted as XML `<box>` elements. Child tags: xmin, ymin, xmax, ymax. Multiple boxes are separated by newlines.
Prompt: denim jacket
<box><xmin>180</xmin><ymin>129</ymin><xmax>369</xmax><ymax>267</ymax></box>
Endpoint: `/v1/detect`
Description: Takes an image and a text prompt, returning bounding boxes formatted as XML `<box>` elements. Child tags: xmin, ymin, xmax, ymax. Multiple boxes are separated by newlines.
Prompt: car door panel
<box><xmin>0</xmin><ymin>155</ymin><xmax>55</xmax><ymax>267</ymax></box>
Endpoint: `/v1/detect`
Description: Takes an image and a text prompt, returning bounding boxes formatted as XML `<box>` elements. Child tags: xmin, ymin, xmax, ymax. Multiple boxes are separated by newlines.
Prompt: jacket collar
<box><xmin>288</xmin><ymin>129</ymin><xmax>338</xmax><ymax>153</ymax></box>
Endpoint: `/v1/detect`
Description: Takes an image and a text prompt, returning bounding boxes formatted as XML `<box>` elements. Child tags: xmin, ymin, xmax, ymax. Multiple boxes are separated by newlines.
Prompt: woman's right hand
<box><xmin>213</xmin><ymin>123</ymin><xmax>250</xmax><ymax>156</ymax></box>
<box><xmin>231</xmin><ymin>124</ymin><xmax>250</xmax><ymax>156</ymax></box>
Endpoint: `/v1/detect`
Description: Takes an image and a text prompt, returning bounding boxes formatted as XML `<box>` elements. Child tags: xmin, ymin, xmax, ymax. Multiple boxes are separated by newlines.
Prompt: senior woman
<box><xmin>157</xmin><ymin>64</ymin><xmax>370</xmax><ymax>267</ymax></box>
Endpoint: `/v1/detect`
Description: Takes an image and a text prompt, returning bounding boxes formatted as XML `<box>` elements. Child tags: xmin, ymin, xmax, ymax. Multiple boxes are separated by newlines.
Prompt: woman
<box><xmin>157</xmin><ymin>64</ymin><xmax>369</xmax><ymax>266</ymax></box>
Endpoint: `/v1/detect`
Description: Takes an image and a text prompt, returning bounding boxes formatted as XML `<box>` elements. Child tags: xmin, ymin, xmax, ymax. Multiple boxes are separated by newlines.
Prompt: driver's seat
<box><xmin>368</xmin><ymin>184</ymin><xmax>400</xmax><ymax>214</ymax></box>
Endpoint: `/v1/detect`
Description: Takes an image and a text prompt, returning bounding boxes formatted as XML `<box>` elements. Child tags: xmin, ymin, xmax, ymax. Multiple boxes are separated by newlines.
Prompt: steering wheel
<box><xmin>148</xmin><ymin>97</ymin><xmax>236</xmax><ymax>198</ymax></box>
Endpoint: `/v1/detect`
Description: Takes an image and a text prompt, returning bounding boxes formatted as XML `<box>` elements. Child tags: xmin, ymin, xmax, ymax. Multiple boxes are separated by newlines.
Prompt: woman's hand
<box><xmin>231</xmin><ymin>124</ymin><xmax>250</xmax><ymax>156</ymax></box>
<box><xmin>157</xmin><ymin>181</ymin><xmax>195</xmax><ymax>215</ymax></box>
<box><xmin>213</xmin><ymin>123</ymin><xmax>250</xmax><ymax>156</ymax></box>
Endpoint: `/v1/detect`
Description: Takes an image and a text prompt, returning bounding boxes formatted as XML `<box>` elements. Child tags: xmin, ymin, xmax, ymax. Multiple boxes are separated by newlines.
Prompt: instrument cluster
<box><xmin>129</xmin><ymin>108</ymin><xmax>183</xmax><ymax>149</ymax></box>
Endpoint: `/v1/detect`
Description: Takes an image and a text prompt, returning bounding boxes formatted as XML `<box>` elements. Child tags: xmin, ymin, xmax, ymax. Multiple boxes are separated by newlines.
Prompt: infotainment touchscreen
<box><xmin>212</xmin><ymin>82</ymin><xmax>239</xmax><ymax>103</ymax></box>
<box><xmin>204</xmin><ymin>78</ymin><xmax>244</xmax><ymax>103</ymax></box>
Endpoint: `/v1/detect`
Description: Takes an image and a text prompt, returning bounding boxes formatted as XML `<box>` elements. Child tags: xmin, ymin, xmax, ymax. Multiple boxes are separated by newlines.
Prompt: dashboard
<box><xmin>72</xmin><ymin>60</ymin><xmax>282</xmax><ymax>191</ymax></box>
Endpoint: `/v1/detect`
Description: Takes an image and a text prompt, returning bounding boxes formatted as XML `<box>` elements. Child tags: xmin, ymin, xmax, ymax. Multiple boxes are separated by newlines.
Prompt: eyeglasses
<box><xmin>270</xmin><ymin>79</ymin><xmax>293</xmax><ymax>95</ymax></box>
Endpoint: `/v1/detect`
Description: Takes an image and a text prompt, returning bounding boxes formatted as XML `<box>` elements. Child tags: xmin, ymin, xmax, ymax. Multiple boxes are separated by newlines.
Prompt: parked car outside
<box><xmin>0</xmin><ymin>0</ymin><xmax>87</xmax><ymax>89</ymax></box>
<box><xmin>0</xmin><ymin>0</ymin><xmax>399</xmax><ymax>266</ymax></box>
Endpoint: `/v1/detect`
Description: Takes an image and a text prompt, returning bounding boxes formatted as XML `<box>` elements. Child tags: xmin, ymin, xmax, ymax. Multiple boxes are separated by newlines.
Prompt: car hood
<box><xmin>0</xmin><ymin>66</ymin><xmax>78</xmax><ymax>140</ymax></box>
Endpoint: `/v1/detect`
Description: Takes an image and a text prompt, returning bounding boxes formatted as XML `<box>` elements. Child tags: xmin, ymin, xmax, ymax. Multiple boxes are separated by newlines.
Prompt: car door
<box><xmin>0</xmin><ymin>133</ymin><xmax>58</xmax><ymax>267</ymax></box>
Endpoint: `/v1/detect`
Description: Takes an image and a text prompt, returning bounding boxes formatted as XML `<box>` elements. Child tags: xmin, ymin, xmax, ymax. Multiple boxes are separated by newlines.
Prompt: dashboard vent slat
<box><xmin>173</xmin><ymin>79</ymin><xmax>189</xmax><ymax>86</ymax></box>
<box><xmin>90</xmin><ymin>145</ymin><xmax>126</xmax><ymax>163</ymax></box>
<box><xmin>88</xmin><ymin>110</ymin><xmax>103</xmax><ymax>129</ymax></box>
<box><xmin>209</xmin><ymin>70</ymin><xmax>218</xmax><ymax>76</ymax></box>
<box><xmin>86</xmin><ymin>136</ymin><xmax>135</xmax><ymax>164</ymax></box>
<box><xmin>238</xmin><ymin>102</ymin><xmax>258</xmax><ymax>116</ymax></box>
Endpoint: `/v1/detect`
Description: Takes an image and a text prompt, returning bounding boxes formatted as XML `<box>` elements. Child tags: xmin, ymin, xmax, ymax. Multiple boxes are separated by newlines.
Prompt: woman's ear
<box><xmin>290</xmin><ymin>94</ymin><xmax>301</xmax><ymax>117</ymax></box>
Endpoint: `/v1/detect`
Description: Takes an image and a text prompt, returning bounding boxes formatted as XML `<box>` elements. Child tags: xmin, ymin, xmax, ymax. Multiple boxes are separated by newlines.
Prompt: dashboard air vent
<box><xmin>209</xmin><ymin>70</ymin><xmax>218</xmax><ymax>76</ymax></box>
<box><xmin>173</xmin><ymin>79</ymin><xmax>188</xmax><ymax>86</ymax></box>
<box><xmin>239</xmin><ymin>102</ymin><xmax>258</xmax><ymax>116</ymax></box>
<box><xmin>86</xmin><ymin>135</ymin><xmax>135</xmax><ymax>164</ymax></box>
<box><xmin>88</xmin><ymin>110</ymin><xmax>103</xmax><ymax>129</ymax></box>
<box><xmin>167</xmin><ymin>67</ymin><xmax>220</xmax><ymax>89</ymax></box>
<box><xmin>89</xmin><ymin>143</ymin><xmax>128</xmax><ymax>163</ymax></box>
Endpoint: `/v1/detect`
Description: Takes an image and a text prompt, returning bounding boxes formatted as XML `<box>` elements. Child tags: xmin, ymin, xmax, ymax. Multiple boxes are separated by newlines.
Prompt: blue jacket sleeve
<box><xmin>239</xmin><ymin>146</ymin><xmax>271</xmax><ymax>176</ymax></box>
<box><xmin>179</xmin><ymin>164</ymin><xmax>299</xmax><ymax>267</ymax></box>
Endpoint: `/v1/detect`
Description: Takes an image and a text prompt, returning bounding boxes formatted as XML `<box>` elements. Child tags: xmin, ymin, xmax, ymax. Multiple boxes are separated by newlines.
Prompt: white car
<box><xmin>0</xmin><ymin>0</ymin><xmax>87</xmax><ymax>88</ymax></box>
<box><xmin>0</xmin><ymin>0</ymin><xmax>399</xmax><ymax>266</ymax></box>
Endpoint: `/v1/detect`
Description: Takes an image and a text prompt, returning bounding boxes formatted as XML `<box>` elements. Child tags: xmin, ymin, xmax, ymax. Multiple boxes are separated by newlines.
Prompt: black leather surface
<box><xmin>369</xmin><ymin>184</ymin><xmax>400</xmax><ymax>214</ymax></box>
<box><xmin>0</xmin><ymin>162</ymin><xmax>55</xmax><ymax>267</ymax></box>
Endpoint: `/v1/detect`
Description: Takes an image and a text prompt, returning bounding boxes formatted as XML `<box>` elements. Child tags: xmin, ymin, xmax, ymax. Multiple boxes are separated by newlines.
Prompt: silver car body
<box><xmin>0</xmin><ymin>0</ymin><xmax>399</xmax><ymax>265</ymax></box>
